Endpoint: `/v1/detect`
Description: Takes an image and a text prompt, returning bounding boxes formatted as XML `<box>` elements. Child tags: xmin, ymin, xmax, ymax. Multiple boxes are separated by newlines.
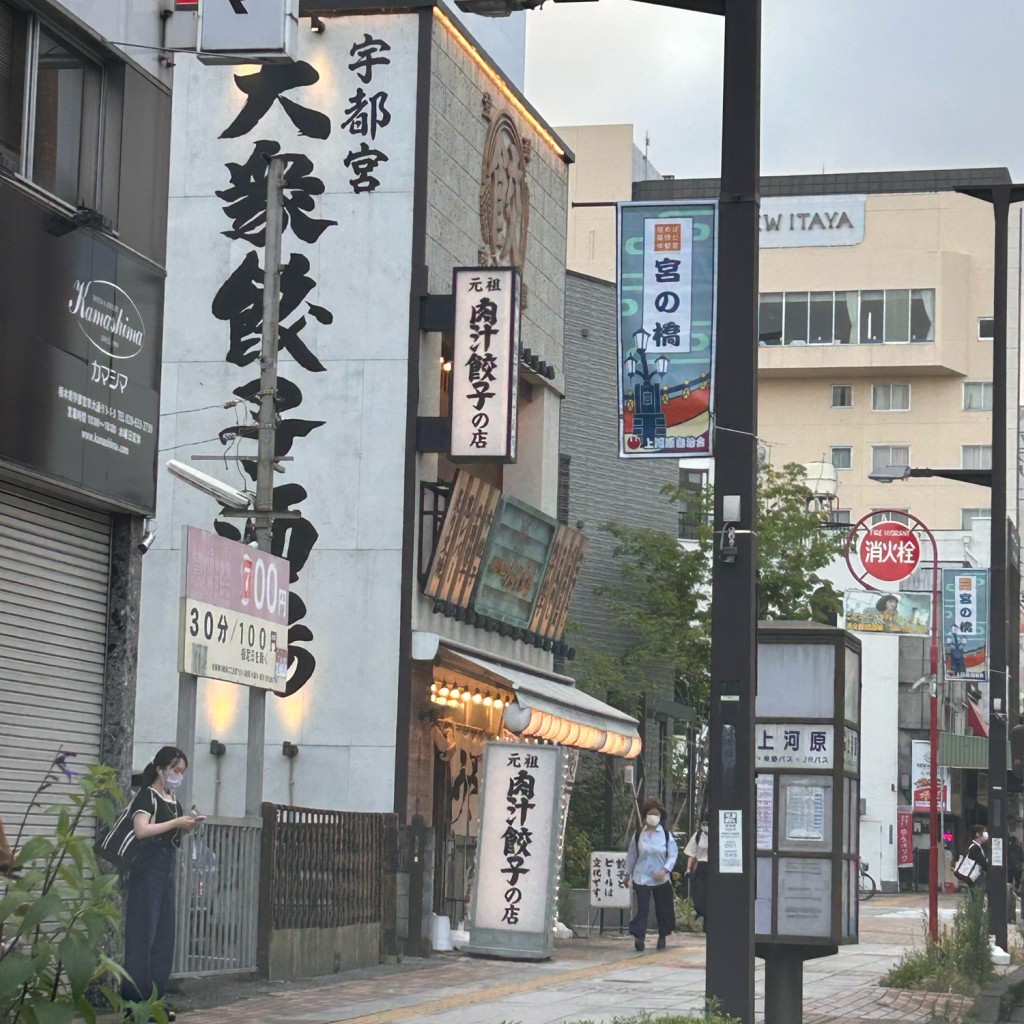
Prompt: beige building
<box><xmin>560</xmin><ymin>135</ymin><xmax>1020</xmax><ymax>532</ymax></box>
<box><xmin>556</xmin><ymin>124</ymin><xmax>660</xmax><ymax>282</ymax></box>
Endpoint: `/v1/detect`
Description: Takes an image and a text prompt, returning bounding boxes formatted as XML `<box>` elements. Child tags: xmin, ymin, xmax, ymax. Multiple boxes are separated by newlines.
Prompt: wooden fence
<box><xmin>257</xmin><ymin>804</ymin><xmax>398</xmax><ymax>977</ymax></box>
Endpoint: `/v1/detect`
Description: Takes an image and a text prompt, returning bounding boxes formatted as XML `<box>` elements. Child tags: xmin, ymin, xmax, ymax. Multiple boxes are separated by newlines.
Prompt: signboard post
<box><xmin>468</xmin><ymin>742</ymin><xmax>565</xmax><ymax>960</ymax></box>
<box><xmin>178</xmin><ymin>526</ymin><xmax>290</xmax><ymax>688</ymax></box>
<box><xmin>845</xmin><ymin>509</ymin><xmax>941</xmax><ymax>942</ymax></box>
<box><xmin>175</xmin><ymin>526</ymin><xmax>290</xmax><ymax>811</ymax></box>
<box><xmin>755</xmin><ymin>623</ymin><xmax>861</xmax><ymax>1021</ymax></box>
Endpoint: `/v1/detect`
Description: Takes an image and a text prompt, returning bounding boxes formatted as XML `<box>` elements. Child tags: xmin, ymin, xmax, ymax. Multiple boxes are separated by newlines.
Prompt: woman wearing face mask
<box><xmin>624</xmin><ymin>798</ymin><xmax>678</xmax><ymax>951</ymax></box>
<box><xmin>121</xmin><ymin>746</ymin><xmax>204</xmax><ymax>1019</ymax></box>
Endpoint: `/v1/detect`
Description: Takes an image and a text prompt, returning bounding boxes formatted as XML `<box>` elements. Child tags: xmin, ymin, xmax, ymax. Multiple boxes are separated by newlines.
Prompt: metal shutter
<box><xmin>0</xmin><ymin>481</ymin><xmax>111</xmax><ymax>840</ymax></box>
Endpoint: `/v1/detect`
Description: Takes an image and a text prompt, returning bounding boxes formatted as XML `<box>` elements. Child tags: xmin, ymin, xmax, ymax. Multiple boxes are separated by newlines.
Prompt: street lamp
<box><xmin>869</xmin><ymin>464</ymin><xmax>993</xmax><ymax>488</ymax></box>
<box><xmin>457</xmin><ymin>2</ymin><xmax>759</xmax><ymax>1017</ymax></box>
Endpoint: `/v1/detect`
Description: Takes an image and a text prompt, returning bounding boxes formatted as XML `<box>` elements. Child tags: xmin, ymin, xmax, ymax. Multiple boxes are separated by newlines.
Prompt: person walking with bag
<box><xmin>683</xmin><ymin>821</ymin><xmax>710</xmax><ymax>928</ymax></box>
<box><xmin>624</xmin><ymin>798</ymin><xmax>678</xmax><ymax>951</ymax></box>
<box><xmin>121</xmin><ymin>746</ymin><xmax>204</xmax><ymax>1020</ymax></box>
<box><xmin>953</xmin><ymin>824</ymin><xmax>989</xmax><ymax>891</ymax></box>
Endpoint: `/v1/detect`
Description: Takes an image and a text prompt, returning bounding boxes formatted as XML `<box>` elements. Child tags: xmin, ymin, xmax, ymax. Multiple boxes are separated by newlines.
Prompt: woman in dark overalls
<box><xmin>121</xmin><ymin>746</ymin><xmax>203</xmax><ymax>1020</ymax></box>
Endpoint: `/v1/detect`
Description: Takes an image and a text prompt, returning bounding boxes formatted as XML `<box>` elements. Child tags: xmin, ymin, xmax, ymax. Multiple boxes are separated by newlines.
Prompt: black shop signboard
<box><xmin>0</xmin><ymin>181</ymin><xmax>163</xmax><ymax>513</ymax></box>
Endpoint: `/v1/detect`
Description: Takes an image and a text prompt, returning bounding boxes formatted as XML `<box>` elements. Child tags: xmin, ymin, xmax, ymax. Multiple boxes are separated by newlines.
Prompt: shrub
<box><xmin>0</xmin><ymin>754</ymin><xmax>168</xmax><ymax>1024</ymax></box>
<box><xmin>879</xmin><ymin>892</ymin><xmax>994</xmax><ymax>994</ymax></box>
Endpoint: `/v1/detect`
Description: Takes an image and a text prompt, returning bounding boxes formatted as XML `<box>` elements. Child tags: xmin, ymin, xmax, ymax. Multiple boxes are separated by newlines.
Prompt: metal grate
<box><xmin>171</xmin><ymin>816</ymin><xmax>262</xmax><ymax>977</ymax></box>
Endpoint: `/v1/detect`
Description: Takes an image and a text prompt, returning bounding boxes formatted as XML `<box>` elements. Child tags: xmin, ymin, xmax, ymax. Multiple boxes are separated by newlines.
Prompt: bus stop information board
<box><xmin>178</xmin><ymin>526</ymin><xmax>289</xmax><ymax>688</ymax></box>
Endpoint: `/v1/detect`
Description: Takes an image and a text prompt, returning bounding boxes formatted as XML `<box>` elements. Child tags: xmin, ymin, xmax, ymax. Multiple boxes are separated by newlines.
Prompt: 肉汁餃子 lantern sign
<box><xmin>859</xmin><ymin>522</ymin><xmax>920</xmax><ymax>583</ymax></box>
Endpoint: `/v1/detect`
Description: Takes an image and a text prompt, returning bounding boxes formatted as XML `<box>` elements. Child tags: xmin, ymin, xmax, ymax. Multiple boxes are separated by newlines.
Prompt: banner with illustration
<box><xmin>942</xmin><ymin>569</ymin><xmax>989</xmax><ymax>682</ymax></box>
<box><xmin>616</xmin><ymin>201</ymin><xmax>717</xmax><ymax>458</ymax></box>
<box><xmin>844</xmin><ymin>590</ymin><xmax>931</xmax><ymax>635</ymax></box>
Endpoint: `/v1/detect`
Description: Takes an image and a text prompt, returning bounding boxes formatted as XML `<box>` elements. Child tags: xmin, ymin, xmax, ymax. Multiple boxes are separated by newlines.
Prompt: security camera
<box><xmin>137</xmin><ymin>517</ymin><xmax>157</xmax><ymax>555</ymax></box>
<box><xmin>166</xmin><ymin>459</ymin><xmax>254</xmax><ymax>510</ymax></box>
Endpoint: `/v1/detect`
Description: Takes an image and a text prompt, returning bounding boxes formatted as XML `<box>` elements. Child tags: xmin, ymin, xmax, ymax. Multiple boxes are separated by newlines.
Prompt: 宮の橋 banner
<box><xmin>617</xmin><ymin>201</ymin><xmax>717</xmax><ymax>458</ymax></box>
<box><xmin>942</xmin><ymin>568</ymin><xmax>989</xmax><ymax>683</ymax></box>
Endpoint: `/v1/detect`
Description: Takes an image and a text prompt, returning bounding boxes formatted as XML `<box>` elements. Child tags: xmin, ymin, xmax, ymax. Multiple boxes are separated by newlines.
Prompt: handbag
<box><xmin>95</xmin><ymin>790</ymin><xmax>154</xmax><ymax>871</ymax></box>
<box><xmin>953</xmin><ymin>845</ymin><xmax>983</xmax><ymax>884</ymax></box>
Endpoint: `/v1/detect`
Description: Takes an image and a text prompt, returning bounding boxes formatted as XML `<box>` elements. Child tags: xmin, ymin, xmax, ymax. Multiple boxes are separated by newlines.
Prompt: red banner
<box><xmin>897</xmin><ymin>809</ymin><xmax>913</xmax><ymax>868</ymax></box>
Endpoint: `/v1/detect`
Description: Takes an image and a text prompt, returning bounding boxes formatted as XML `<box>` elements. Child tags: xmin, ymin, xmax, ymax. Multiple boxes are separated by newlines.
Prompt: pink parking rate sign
<box><xmin>858</xmin><ymin>521</ymin><xmax>921</xmax><ymax>583</ymax></box>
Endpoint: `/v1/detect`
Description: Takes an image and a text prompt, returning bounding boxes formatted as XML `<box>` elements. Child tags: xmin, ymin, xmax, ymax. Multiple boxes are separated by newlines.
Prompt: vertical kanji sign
<box><xmin>468</xmin><ymin>742</ymin><xmax>563</xmax><ymax>959</ymax></box>
<box><xmin>589</xmin><ymin>850</ymin><xmax>631</xmax><ymax>909</ymax></box>
<box><xmin>450</xmin><ymin>267</ymin><xmax>520</xmax><ymax>462</ymax></box>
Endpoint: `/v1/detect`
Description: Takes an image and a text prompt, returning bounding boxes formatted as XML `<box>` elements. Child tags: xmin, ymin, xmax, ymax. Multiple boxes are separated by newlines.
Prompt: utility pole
<box><xmin>246</xmin><ymin>153</ymin><xmax>285</xmax><ymax>818</ymax></box>
<box><xmin>706</xmin><ymin>1</ymin><xmax>760</xmax><ymax>1021</ymax></box>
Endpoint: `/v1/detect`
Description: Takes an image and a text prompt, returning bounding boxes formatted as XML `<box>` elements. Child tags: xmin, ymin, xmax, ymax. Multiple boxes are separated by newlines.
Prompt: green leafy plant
<box><xmin>880</xmin><ymin>893</ymin><xmax>994</xmax><ymax>994</ymax></box>
<box><xmin>565</xmin><ymin>1009</ymin><xmax>739</xmax><ymax>1024</ymax></box>
<box><xmin>0</xmin><ymin>753</ymin><xmax>168</xmax><ymax>1024</ymax></box>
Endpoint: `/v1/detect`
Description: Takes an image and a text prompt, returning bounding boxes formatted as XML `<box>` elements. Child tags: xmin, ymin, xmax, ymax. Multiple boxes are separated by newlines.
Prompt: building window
<box><xmin>677</xmin><ymin>467</ymin><xmax>707</xmax><ymax>541</ymax></box>
<box><xmin>872</xmin><ymin>383</ymin><xmax>910</xmax><ymax>412</ymax></box>
<box><xmin>830</xmin><ymin>446</ymin><xmax>852</xmax><ymax>470</ymax></box>
<box><xmin>556</xmin><ymin>454</ymin><xmax>570</xmax><ymax>526</ymax></box>
<box><xmin>0</xmin><ymin>2</ymin><xmax>27</xmax><ymax>170</ymax></box>
<box><xmin>872</xmin><ymin>445</ymin><xmax>910</xmax><ymax>475</ymax></box>
<box><xmin>0</xmin><ymin>12</ymin><xmax>103</xmax><ymax>208</ymax></box>
<box><xmin>978</xmin><ymin>317</ymin><xmax>994</xmax><ymax>341</ymax></box>
<box><xmin>962</xmin><ymin>445</ymin><xmax>992</xmax><ymax>470</ymax></box>
<box><xmin>961</xmin><ymin>507</ymin><xmax>991</xmax><ymax>530</ymax></box>
<box><xmin>831</xmin><ymin>384</ymin><xmax>852</xmax><ymax>408</ymax></box>
<box><xmin>831</xmin><ymin>510</ymin><xmax>851</xmax><ymax>525</ymax></box>
<box><xmin>963</xmin><ymin>381</ymin><xmax>993</xmax><ymax>411</ymax></box>
<box><xmin>758</xmin><ymin>293</ymin><xmax>782</xmax><ymax>345</ymax></box>
<box><xmin>757</xmin><ymin>289</ymin><xmax>934</xmax><ymax>346</ymax></box>
<box><xmin>870</xmin><ymin>510</ymin><xmax>909</xmax><ymax>526</ymax></box>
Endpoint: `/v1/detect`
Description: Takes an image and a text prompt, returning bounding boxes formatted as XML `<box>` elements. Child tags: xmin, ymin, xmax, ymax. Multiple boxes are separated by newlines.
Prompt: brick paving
<box><xmin>169</xmin><ymin>892</ymin><xmax>1005</xmax><ymax>1024</ymax></box>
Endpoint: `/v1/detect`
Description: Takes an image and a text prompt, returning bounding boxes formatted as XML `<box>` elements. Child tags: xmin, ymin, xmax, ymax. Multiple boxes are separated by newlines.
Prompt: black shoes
<box><xmin>634</xmin><ymin>937</ymin><xmax>645</xmax><ymax>951</ymax></box>
<box><xmin>657</xmin><ymin>935</ymin><xmax>667</xmax><ymax>950</ymax></box>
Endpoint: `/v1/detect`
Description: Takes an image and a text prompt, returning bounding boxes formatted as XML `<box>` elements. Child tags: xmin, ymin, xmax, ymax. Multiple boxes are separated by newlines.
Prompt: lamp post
<box><xmin>624</xmin><ymin>326</ymin><xmax>669</xmax><ymax>448</ymax></box>
<box><xmin>870</xmin><ymin>451</ymin><xmax>1013</xmax><ymax>947</ymax></box>
<box><xmin>455</xmin><ymin>1</ymin><xmax>759</xmax><ymax>1016</ymax></box>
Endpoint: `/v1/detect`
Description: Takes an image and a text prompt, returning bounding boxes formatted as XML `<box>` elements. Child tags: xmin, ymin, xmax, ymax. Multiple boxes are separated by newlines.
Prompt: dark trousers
<box><xmin>122</xmin><ymin>848</ymin><xmax>177</xmax><ymax>1003</ymax></box>
<box><xmin>629</xmin><ymin>882</ymin><xmax>675</xmax><ymax>938</ymax></box>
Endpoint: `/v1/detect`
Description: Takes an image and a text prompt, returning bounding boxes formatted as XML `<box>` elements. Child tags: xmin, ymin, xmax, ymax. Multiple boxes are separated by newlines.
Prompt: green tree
<box><xmin>565</xmin><ymin>462</ymin><xmax>845</xmax><ymax>840</ymax></box>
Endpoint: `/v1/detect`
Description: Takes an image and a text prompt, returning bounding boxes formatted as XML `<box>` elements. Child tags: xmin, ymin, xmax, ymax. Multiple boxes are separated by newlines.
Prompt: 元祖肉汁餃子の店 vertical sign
<box><xmin>450</xmin><ymin>267</ymin><xmax>520</xmax><ymax>462</ymax></box>
<box><xmin>617</xmin><ymin>201</ymin><xmax>717</xmax><ymax>458</ymax></box>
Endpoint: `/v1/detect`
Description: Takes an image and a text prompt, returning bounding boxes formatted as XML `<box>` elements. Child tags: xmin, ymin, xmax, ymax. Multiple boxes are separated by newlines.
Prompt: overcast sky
<box><xmin>524</xmin><ymin>1</ymin><xmax>1024</xmax><ymax>181</ymax></box>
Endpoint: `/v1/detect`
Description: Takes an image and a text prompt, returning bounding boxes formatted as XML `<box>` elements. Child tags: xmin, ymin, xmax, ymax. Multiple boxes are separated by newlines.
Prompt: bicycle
<box><xmin>858</xmin><ymin>858</ymin><xmax>877</xmax><ymax>901</ymax></box>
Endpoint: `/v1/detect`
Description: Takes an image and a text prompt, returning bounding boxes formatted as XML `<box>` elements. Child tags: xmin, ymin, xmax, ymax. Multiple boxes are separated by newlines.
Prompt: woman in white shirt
<box><xmin>683</xmin><ymin>822</ymin><xmax>709</xmax><ymax>926</ymax></box>
<box><xmin>624</xmin><ymin>797</ymin><xmax>679</xmax><ymax>951</ymax></box>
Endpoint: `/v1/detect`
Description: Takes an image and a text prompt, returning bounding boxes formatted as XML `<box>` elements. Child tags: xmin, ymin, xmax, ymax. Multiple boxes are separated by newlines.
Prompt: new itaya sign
<box><xmin>858</xmin><ymin>521</ymin><xmax>920</xmax><ymax>583</ymax></box>
<box><xmin>450</xmin><ymin>267</ymin><xmax>520</xmax><ymax>462</ymax></box>
<box><xmin>179</xmin><ymin>527</ymin><xmax>290</xmax><ymax>689</ymax></box>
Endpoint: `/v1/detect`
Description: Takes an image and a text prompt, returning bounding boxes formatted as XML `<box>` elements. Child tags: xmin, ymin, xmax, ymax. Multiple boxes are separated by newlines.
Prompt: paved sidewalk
<box><xmin>171</xmin><ymin>893</ymin><xmax>994</xmax><ymax>1024</ymax></box>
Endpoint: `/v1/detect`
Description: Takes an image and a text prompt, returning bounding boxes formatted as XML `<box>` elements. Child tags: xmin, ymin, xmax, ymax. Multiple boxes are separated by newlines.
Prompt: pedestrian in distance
<box><xmin>953</xmin><ymin>824</ymin><xmax>989</xmax><ymax>893</ymax></box>
<box><xmin>683</xmin><ymin>820</ymin><xmax>710</xmax><ymax>928</ymax></box>
<box><xmin>121</xmin><ymin>746</ymin><xmax>204</xmax><ymax>1021</ymax></box>
<box><xmin>624</xmin><ymin>797</ymin><xmax>678</xmax><ymax>952</ymax></box>
<box><xmin>1008</xmin><ymin>834</ymin><xmax>1023</xmax><ymax>893</ymax></box>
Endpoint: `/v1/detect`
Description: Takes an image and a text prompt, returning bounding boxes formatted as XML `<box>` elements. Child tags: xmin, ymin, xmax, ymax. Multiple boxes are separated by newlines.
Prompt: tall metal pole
<box><xmin>246</xmin><ymin>154</ymin><xmax>285</xmax><ymax>818</ymax></box>
<box><xmin>987</xmin><ymin>185</ymin><xmax>1010</xmax><ymax>949</ymax></box>
<box><xmin>707</xmin><ymin>1</ymin><xmax>760</xmax><ymax>1020</ymax></box>
<box><xmin>928</xmin><ymin>535</ymin><xmax>940</xmax><ymax>941</ymax></box>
